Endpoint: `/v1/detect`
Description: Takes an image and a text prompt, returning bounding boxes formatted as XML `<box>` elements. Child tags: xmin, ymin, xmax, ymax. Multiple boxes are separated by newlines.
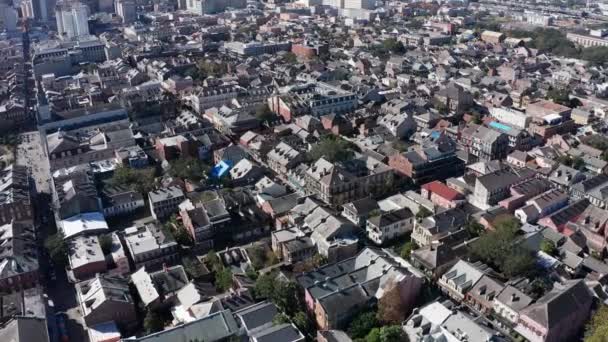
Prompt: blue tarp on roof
<box><xmin>211</xmin><ymin>160</ymin><xmax>232</xmax><ymax>179</ymax></box>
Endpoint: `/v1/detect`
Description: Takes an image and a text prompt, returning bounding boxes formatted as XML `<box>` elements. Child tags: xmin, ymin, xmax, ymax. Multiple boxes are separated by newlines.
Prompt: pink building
<box><xmin>421</xmin><ymin>181</ymin><xmax>465</xmax><ymax>208</ymax></box>
<box><xmin>515</xmin><ymin>280</ymin><xmax>592</xmax><ymax>342</ymax></box>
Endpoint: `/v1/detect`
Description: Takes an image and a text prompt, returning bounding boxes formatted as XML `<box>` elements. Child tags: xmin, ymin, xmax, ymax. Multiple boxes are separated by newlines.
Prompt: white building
<box><xmin>490</xmin><ymin>106</ymin><xmax>531</xmax><ymax>129</ymax></box>
<box><xmin>115</xmin><ymin>0</ymin><xmax>136</xmax><ymax>24</ymax></box>
<box><xmin>56</xmin><ymin>2</ymin><xmax>90</xmax><ymax>39</ymax></box>
<box><xmin>0</xmin><ymin>3</ymin><xmax>18</xmax><ymax>31</ymax></box>
<box><xmin>366</xmin><ymin>208</ymin><xmax>414</xmax><ymax>245</ymax></box>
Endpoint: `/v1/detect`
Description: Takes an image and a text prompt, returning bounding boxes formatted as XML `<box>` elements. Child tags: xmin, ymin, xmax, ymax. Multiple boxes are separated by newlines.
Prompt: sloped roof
<box><xmin>519</xmin><ymin>279</ymin><xmax>592</xmax><ymax>328</ymax></box>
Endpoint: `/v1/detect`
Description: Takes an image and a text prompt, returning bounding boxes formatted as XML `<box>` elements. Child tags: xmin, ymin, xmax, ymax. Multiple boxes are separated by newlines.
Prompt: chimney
<box><xmin>511</xmin><ymin>293</ymin><xmax>517</xmax><ymax>302</ymax></box>
<box><xmin>585</xmin><ymin>216</ymin><xmax>591</xmax><ymax>224</ymax></box>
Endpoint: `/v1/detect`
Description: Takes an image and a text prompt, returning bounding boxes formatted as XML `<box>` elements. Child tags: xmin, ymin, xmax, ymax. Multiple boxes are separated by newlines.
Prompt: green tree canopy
<box><xmin>470</xmin><ymin>218</ymin><xmax>535</xmax><ymax>277</ymax></box>
<box><xmin>253</xmin><ymin>274</ymin><xmax>302</xmax><ymax>316</ymax></box>
<box><xmin>215</xmin><ymin>268</ymin><xmax>233</xmax><ymax>292</ymax></box>
<box><xmin>143</xmin><ymin>310</ymin><xmax>164</xmax><ymax>334</ymax></box>
<box><xmin>416</xmin><ymin>206</ymin><xmax>432</xmax><ymax>220</ymax></box>
<box><xmin>348</xmin><ymin>311</ymin><xmax>379</xmax><ymax>339</ymax></box>
<box><xmin>540</xmin><ymin>239</ymin><xmax>557</xmax><ymax>255</ymax></box>
<box><xmin>99</xmin><ymin>234</ymin><xmax>113</xmax><ymax>254</ymax></box>
<box><xmin>45</xmin><ymin>232</ymin><xmax>68</xmax><ymax>266</ymax></box>
<box><xmin>111</xmin><ymin>166</ymin><xmax>156</xmax><ymax>194</ymax></box>
<box><xmin>169</xmin><ymin>158</ymin><xmax>210</xmax><ymax>182</ymax></box>
<box><xmin>585</xmin><ymin>305</ymin><xmax>608</xmax><ymax>342</ymax></box>
<box><xmin>308</xmin><ymin>135</ymin><xmax>355</xmax><ymax>163</ymax></box>
<box><xmin>255</xmin><ymin>104</ymin><xmax>276</xmax><ymax>122</ymax></box>
<box><xmin>400</xmin><ymin>241</ymin><xmax>418</xmax><ymax>260</ymax></box>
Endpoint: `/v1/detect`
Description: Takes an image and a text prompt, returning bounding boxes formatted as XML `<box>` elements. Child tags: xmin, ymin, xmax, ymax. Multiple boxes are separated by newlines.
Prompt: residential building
<box><xmin>125</xmin><ymin>310</ymin><xmax>238</xmax><ymax>341</ymax></box>
<box><xmin>122</xmin><ymin>224</ymin><xmax>179</xmax><ymax>271</ymax></box>
<box><xmin>411</xmin><ymin>208</ymin><xmax>467</xmax><ymax>247</ymax></box>
<box><xmin>471</xmin><ymin>168</ymin><xmax>536</xmax><ymax>209</ymax></box>
<box><xmin>148</xmin><ymin>186</ymin><xmax>186</xmax><ymax>220</ymax></box>
<box><xmin>101</xmin><ymin>185</ymin><xmax>145</xmax><ymax>218</ymax></box>
<box><xmin>514</xmin><ymin>189</ymin><xmax>568</xmax><ymax>224</ymax></box>
<box><xmin>0</xmin><ymin>317</ymin><xmax>50</xmax><ymax>342</ymax></box>
<box><xmin>131</xmin><ymin>265</ymin><xmax>189</xmax><ymax>308</ymax></box>
<box><xmin>421</xmin><ymin>181</ymin><xmax>465</xmax><ymax>209</ymax></box>
<box><xmin>515</xmin><ymin>280</ymin><xmax>592</xmax><ymax>342</ymax></box>
<box><xmin>341</xmin><ymin>197</ymin><xmax>380</xmax><ymax>228</ymax></box>
<box><xmin>271</xmin><ymin>228</ymin><xmax>316</xmax><ymax>264</ymax></box>
<box><xmin>493</xmin><ymin>285</ymin><xmax>533</xmax><ymax>324</ymax></box>
<box><xmin>567</xmin><ymin>32</ymin><xmax>608</xmax><ymax>47</ymax></box>
<box><xmin>433</xmin><ymin>83</ymin><xmax>474</xmax><ymax>114</ymax></box>
<box><xmin>0</xmin><ymin>165</ymin><xmax>32</xmax><ymax>226</ymax></box>
<box><xmin>76</xmin><ymin>274</ymin><xmax>137</xmax><ymax>327</ymax></box>
<box><xmin>404</xmin><ymin>300</ymin><xmax>502</xmax><ymax>341</ymax></box>
<box><xmin>490</xmin><ymin>107</ymin><xmax>531</xmax><ymax>129</ymax></box>
<box><xmin>366</xmin><ymin>207</ymin><xmax>414</xmax><ymax>245</ymax></box>
<box><xmin>68</xmin><ymin>236</ymin><xmax>107</xmax><ymax>281</ymax></box>
<box><xmin>460</xmin><ymin>124</ymin><xmax>510</xmax><ymax>162</ymax></box>
<box><xmin>481</xmin><ymin>30</ymin><xmax>506</xmax><ymax>44</ymax></box>
<box><xmin>389</xmin><ymin>134</ymin><xmax>464</xmax><ymax>185</ymax></box>
<box><xmin>438</xmin><ymin>260</ymin><xmax>494</xmax><ymax>301</ymax></box>
<box><xmin>465</xmin><ymin>275</ymin><xmax>505</xmax><ymax>315</ymax></box>
<box><xmin>0</xmin><ymin>221</ymin><xmax>39</xmax><ymax>293</ymax></box>
<box><xmin>297</xmin><ymin>248</ymin><xmax>423</xmax><ymax>330</ymax></box>
<box><xmin>224</xmin><ymin>41</ymin><xmax>292</xmax><ymax>57</ymax></box>
<box><xmin>571</xmin><ymin>174</ymin><xmax>608</xmax><ymax>209</ymax></box>
<box><xmin>266</xmin><ymin>142</ymin><xmax>304</xmax><ymax>177</ymax></box>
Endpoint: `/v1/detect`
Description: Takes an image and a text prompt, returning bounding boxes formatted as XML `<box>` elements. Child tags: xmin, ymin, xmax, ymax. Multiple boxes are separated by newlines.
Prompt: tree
<box><xmin>381</xmin><ymin>38</ymin><xmax>406</xmax><ymax>54</ymax></box>
<box><xmin>253</xmin><ymin>272</ymin><xmax>276</xmax><ymax>299</ymax></box>
<box><xmin>546</xmin><ymin>87</ymin><xmax>571</xmax><ymax>107</ymax></box>
<box><xmin>308</xmin><ymin>135</ymin><xmax>355</xmax><ymax>163</ymax></box>
<box><xmin>245</xmin><ymin>266</ymin><xmax>258</xmax><ymax>280</ymax></box>
<box><xmin>254</xmin><ymin>274</ymin><xmax>301</xmax><ymax>315</ymax></box>
<box><xmin>272</xmin><ymin>313</ymin><xmax>290</xmax><ymax>325</ymax></box>
<box><xmin>378</xmin><ymin>325</ymin><xmax>407</xmax><ymax>342</ymax></box>
<box><xmin>273</xmin><ymin>281</ymin><xmax>301</xmax><ymax>316</ymax></box>
<box><xmin>215</xmin><ymin>268</ymin><xmax>233</xmax><ymax>291</ymax></box>
<box><xmin>416</xmin><ymin>207</ymin><xmax>432</xmax><ymax>220</ymax></box>
<box><xmin>169</xmin><ymin>158</ymin><xmax>209</xmax><ymax>182</ymax></box>
<box><xmin>283</xmin><ymin>52</ymin><xmax>298</xmax><ymax>64</ymax></box>
<box><xmin>255</xmin><ymin>104</ymin><xmax>275</xmax><ymax>122</ymax></box>
<box><xmin>470</xmin><ymin>217</ymin><xmax>535</xmax><ymax>277</ymax></box>
<box><xmin>292</xmin><ymin>311</ymin><xmax>312</xmax><ymax>335</ymax></box>
<box><xmin>348</xmin><ymin>311</ymin><xmax>379</xmax><ymax>339</ymax></box>
<box><xmin>540</xmin><ymin>239</ymin><xmax>557</xmax><ymax>255</ymax></box>
<box><xmin>183</xmin><ymin>257</ymin><xmax>208</xmax><ymax>279</ymax></box>
<box><xmin>377</xmin><ymin>282</ymin><xmax>407</xmax><ymax>324</ymax></box>
<box><xmin>400</xmin><ymin>241</ymin><xmax>417</xmax><ymax>260</ymax></box>
<box><xmin>585</xmin><ymin>305</ymin><xmax>608</xmax><ymax>342</ymax></box>
<box><xmin>99</xmin><ymin>234</ymin><xmax>113</xmax><ymax>254</ymax></box>
<box><xmin>112</xmin><ymin>166</ymin><xmax>156</xmax><ymax>194</ymax></box>
<box><xmin>143</xmin><ymin>310</ymin><xmax>164</xmax><ymax>334</ymax></box>
<box><xmin>206</xmin><ymin>250</ymin><xmax>221</xmax><ymax>272</ymax></box>
<box><xmin>465</xmin><ymin>220</ymin><xmax>485</xmax><ymax>237</ymax></box>
<box><xmin>364</xmin><ymin>325</ymin><xmax>406</xmax><ymax>342</ymax></box>
<box><xmin>45</xmin><ymin>232</ymin><xmax>68</xmax><ymax>266</ymax></box>
<box><xmin>572</xmin><ymin>156</ymin><xmax>585</xmax><ymax>170</ymax></box>
<box><xmin>167</xmin><ymin>218</ymin><xmax>193</xmax><ymax>246</ymax></box>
